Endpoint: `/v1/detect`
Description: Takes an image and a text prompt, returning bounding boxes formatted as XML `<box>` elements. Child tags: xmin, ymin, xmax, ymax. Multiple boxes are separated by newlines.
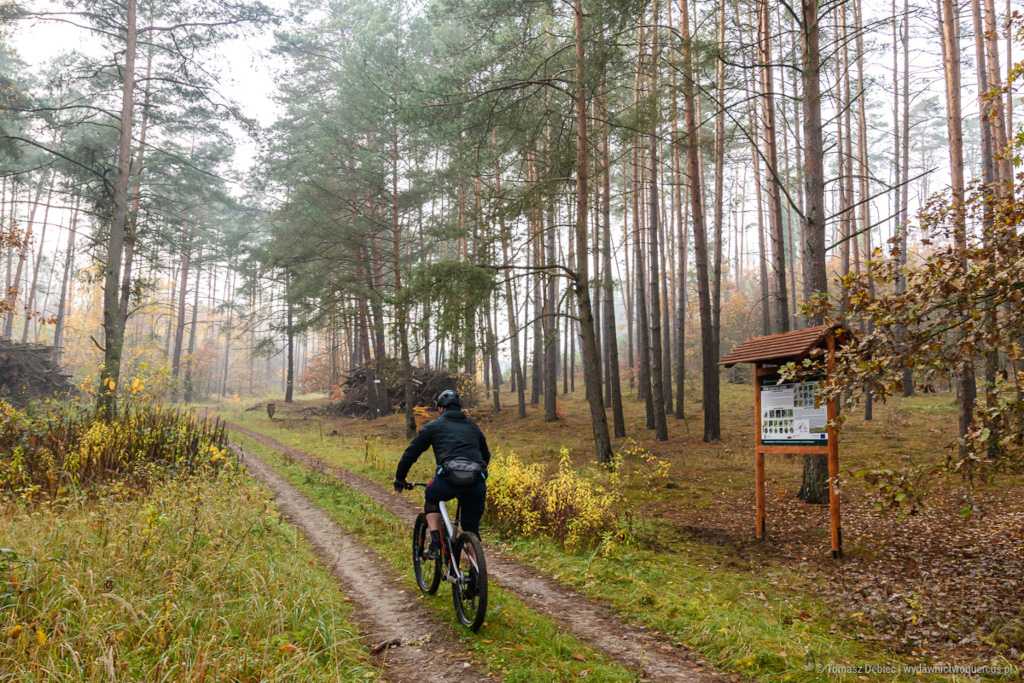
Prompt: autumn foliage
<box><xmin>0</xmin><ymin>399</ymin><xmax>230</xmax><ymax>502</ymax></box>
<box><xmin>799</xmin><ymin>170</ymin><xmax>1024</xmax><ymax>511</ymax></box>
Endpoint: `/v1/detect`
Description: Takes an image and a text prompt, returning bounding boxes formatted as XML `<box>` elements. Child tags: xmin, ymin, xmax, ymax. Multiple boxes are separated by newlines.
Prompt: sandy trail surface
<box><xmin>235</xmin><ymin>438</ymin><xmax>489</xmax><ymax>681</ymax></box>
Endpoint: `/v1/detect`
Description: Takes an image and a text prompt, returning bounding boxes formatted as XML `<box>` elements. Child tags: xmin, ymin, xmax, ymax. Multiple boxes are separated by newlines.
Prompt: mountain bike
<box><xmin>402</xmin><ymin>482</ymin><xmax>487</xmax><ymax>632</ymax></box>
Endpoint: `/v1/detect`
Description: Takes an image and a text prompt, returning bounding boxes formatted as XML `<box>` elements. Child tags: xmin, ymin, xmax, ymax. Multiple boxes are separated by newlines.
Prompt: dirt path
<box><xmin>235</xmin><ymin>443</ymin><xmax>489</xmax><ymax>682</ymax></box>
<box><xmin>224</xmin><ymin>419</ymin><xmax>733</xmax><ymax>683</ymax></box>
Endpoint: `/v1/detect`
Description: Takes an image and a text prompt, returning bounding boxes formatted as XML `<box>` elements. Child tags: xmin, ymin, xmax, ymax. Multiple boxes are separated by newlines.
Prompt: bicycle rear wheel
<box><xmin>413</xmin><ymin>513</ymin><xmax>441</xmax><ymax>594</ymax></box>
<box><xmin>452</xmin><ymin>531</ymin><xmax>487</xmax><ymax>632</ymax></box>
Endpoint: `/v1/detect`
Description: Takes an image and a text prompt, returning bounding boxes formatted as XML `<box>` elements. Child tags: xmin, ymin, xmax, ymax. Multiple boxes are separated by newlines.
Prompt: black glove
<box><xmin>393</xmin><ymin>478</ymin><xmax>408</xmax><ymax>492</ymax></box>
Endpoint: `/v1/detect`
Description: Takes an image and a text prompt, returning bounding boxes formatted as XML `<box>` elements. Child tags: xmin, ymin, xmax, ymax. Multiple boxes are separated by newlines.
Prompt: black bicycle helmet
<box><xmin>436</xmin><ymin>390</ymin><xmax>462</xmax><ymax>410</ymax></box>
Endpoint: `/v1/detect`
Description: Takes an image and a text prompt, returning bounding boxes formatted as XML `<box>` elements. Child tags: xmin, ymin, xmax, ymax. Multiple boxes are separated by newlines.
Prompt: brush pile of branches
<box><xmin>327</xmin><ymin>358</ymin><xmax>471</xmax><ymax>418</ymax></box>
<box><xmin>0</xmin><ymin>340</ymin><xmax>74</xmax><ymax>405</ymax></box>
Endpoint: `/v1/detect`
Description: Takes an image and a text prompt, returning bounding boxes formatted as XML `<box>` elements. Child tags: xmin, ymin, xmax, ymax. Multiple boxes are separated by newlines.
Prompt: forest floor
<box><xmin>211</xmin><ymin>381</ymin><xmax>1023</xmax><ymax>681</ymax></box>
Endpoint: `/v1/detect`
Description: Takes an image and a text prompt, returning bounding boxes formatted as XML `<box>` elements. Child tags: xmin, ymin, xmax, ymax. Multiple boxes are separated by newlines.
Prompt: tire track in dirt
<box><xmin>235</xmin><ymin>443</ymin><xmax>489</xmax><ymax>682</ymax></box>
<box><xmin>224</xmin><ymin>419</ymin><xmax>734</xmax><ymax>683</ymax></box>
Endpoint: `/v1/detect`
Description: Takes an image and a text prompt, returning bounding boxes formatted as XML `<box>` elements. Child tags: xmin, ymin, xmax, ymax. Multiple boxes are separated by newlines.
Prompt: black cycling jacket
<box><xmin>395</xmin><ymin>409</ymin><xmax>491</xmax><ymax>481</ymax></box>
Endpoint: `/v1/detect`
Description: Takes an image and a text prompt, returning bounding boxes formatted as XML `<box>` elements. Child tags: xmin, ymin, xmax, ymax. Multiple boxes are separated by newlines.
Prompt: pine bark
<box><xmin>98</xmin><ymin>0</ymin><xmax>136</xmax><ymax>419</ymax></box>
<box><xmin>285</xmin><ymin>271</ymin><xmax>295</xmax><ymax>403</ymax></box>
<box><xmin>647</xmin><ymin>1</ymin><xmax>669</xmax><ymax>441</ymax></box>
<box><xmin>52</xmin><ymin>197</ymin><xmax>79</xmax><ymax>364</ymax></box>
<box><xmin>798</xmin><ymin>0</ymin><xmax>830</xmax><ymax>503</ymax></box>
<box><xmin>601</xmin><ymin>78</ymin><xmax>626</xmax><ymax>437</ymax></box>
<box><xmin>758</xmin><ymin>0</ymin><xmax>789</xmax><ymax>333</ymax></box>
<box><xmin>855</xmin><ymin>0</ymin><xmax>875</xmax><ymax>421</ymax></box>
<box><xmin>680</xmin><ymin>0</ymin><xmax>720</xmax><ymax>441</ymax></box>
<box><xmin>183</xmin><ymin>250</ymin><xmax>202</xmax><ymax>402</ymax></box>
<box><xmin>171</xmin><ymin>228</ymin><xmax>191</xmax><ymax>381</ymax></box>
<box><xmin>574</xmin><ymin>0</ymin><xmax>613</xmax><ymax>464</ymax></box>
<box><xmin>669</xmin><ymin>0</ymin><xmax>687</xmax><ymax>419</ymax></box>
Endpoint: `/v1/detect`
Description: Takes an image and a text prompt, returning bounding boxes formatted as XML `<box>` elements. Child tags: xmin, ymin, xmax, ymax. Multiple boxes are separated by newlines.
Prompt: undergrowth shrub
<box><xmin>487</xmin><ymin>447</ymin><xmax>621</xmax><ymax>550</ymax></box>
<box><xmin>485</xmin><ymin>452</ymin><xmax>544</xmax><ymax>537</ymax></box>
<box><xmin>0</xmin><ymin>398</ymin><xmax>229</xmax><ymax>503</ymax></box>
<box><xmin>486</xmin><ymin>442</ymin><xmax>671</xmax><ymax>550</ymax></box>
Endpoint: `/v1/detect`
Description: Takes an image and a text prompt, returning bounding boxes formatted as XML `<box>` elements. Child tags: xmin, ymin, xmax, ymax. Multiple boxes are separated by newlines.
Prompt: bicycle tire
<box><xmin>412</xmin><ymin>513</ymin><xmax>441</xmax><ymax>594</ymax></box>
<box><xmin>452</xmin><ymin>531</ymin><xmax>487</xmax><ymax>632</ymax></box>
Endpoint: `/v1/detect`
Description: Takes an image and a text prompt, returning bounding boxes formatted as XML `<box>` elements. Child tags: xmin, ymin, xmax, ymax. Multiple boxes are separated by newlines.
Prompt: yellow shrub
<box><xmin>485</xmin><ymin>451</ymin><xmax>543</xmax><ymax>536</ymax></box>
<box><xmin>485</xmin><ymin>448</ymin><xmax>622</xmax><ymax>549</ymax></box>
<box><xmin>73</xmin><ymin>420</ymin><xmax>114</xmax><ymax>479</ymax></box>
<box><xmin>541</xmin><ymin>448</ymin><xmax>618</xmax><ymax>549</ymax></box>
<box><xmin>0</xmin><ymin>400</ymin><xmax>231</xmax><ymax>500</ymax></box>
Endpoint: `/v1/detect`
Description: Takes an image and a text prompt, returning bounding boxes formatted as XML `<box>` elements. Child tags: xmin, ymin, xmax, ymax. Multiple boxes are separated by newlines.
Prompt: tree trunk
<box><xmin>98</xmin><ymin>0</ymin><xmax>136</xmax><ymax>419</ymax></box>
<box><xmin>983</xmin><ymin>0</ymin><xmax>1011</xmax><ymax>184</ymax></box>
<box><xmin>21</xmin><ymin>179</ymin><xmax>55</xmax><ymax>343</ymax></box>
<box><xmin>391</xmin><ymin>124</ymin><xmax>415</xmax><ymax>436</ymax></box>
<box><xmin>758</xmin><ymin>0</ymin><xmax>789</xmax><ymax>333</ymax></box>
<box><xmin>574</xmin><ymin>0</ymin><xmax>613</xmax><ymax>464</ymax></box>
<box><xmin>939</xmin><ymin>0</ymin><xmax>976</xmax><ymax>458</ymax></box>
<box><xmin>659</xmin><ymin>164</ymin><xmax>673</xmax><ymax>416</ymax></box>
<box><xmin>52</xmin><ymin>197</ymin><xmax>79</xmax><ymax>364</ymax></box>
<box><xmin>531</xmin><ymin>222</ymin><xmax>543</xmax><ymax>405</ymax></box>
<box><xmin>747</xmin><ymin>61</ymin><xmax>771</xmax><ymax>335</ymax></box>
<box><xmin>647</xmin><ymin>3</ymin><xmax>669</xmax><ymax>441</ymax></box>
<box><xmin>798</xmin><ymin>0</ymin><xmax>829</xmax><ymax>503</ymax></box>
<box><xmin>634</xmin><ymin>140</ymin><xmax>654</xmax><ymax>428</ymax></box>
<box><xmin>5</xmin><ymin>178</ymin><xmax>41</xmax><ymax>338</ymax></box>
<box><xmin>623</xmin><ymin>153</ymin><xmax>635</xmax><ymax>392</ymax></box>
<box><xmin>669</xmin><ymin>0</ymin><xmax>687</xmax><ymax>419</ymax></box>
<box><xmin>496</xmin><ymin>154</ymin><xmax>527</xmax><ymax>418</ymax></box>
<box><xmin>284</xmin><ymin>273</ymin><xmax>294</xmax><ymax>403</ymax></box>
<box><xmin>544</xmin><ymin>192</ymin><xmax>558</xmax><ymax>422</ymax></box>
<box><xmin>118</xmin><ymin>41</ymin><xmax>153</xmax><ymax>332</ymax></box>
<box><xmin>171</xmin><ymin>228</ymin><xmax>191</xmax><ymax>382</ymax></box>
<box><xmin>355</xmin><ymin>247</ymin><xmax>378</xmax><ymax>420</ymax></box>
<box><xmin>855</xmin><ymin>0</ymin><xmax>875</xmax><ymax>421</ymax></box>
<box><xmin>680</xmin><ymin>0</ymin><xmax>719</xmax><ymax>442</ymax></box>
<box><xmin>183</xmin><ymin>250</ymin><xmax>202</xmax><ymax>403</ymax></box>
<box><xmin>220</xmin><ymin>270</ymin><xmax>234</xmax><ymax>397</ymax></box>
<box><xmin>899</xmin><ymin>0</ymin><xmax>914</xmax><ymax>397</ymax></box>
<box><xmin>648</xmin><ymin>134</ymin><xmax>669</xmax><ymax>441</ymax></box>
<box><xmin>601</xmin><ymin>78</ymin><xmax>626</xmax><ymax>438</ymax></box>
<box><xmin>843</xmin><ymin>0</ymin><xmax>856</xmax><ymax>315</ymax></box>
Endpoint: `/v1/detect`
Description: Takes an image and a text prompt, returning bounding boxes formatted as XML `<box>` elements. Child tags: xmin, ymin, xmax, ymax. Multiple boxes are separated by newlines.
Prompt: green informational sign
<box><xmin>759</xmin><ymin>374</ymin><xmax>829</xmax><ymax>446</ymax></box>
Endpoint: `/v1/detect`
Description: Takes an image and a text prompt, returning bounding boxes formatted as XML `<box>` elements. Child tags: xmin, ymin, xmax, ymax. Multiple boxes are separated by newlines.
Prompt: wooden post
<box><xmin>754</xmin><ymin>362</ymin><xmax>766</xmax><ymax>539</ymax></box>
<box><xmin>826</xmin><ymin>334</ymin><xmax>842</xmax><ymax>558</ymax></box>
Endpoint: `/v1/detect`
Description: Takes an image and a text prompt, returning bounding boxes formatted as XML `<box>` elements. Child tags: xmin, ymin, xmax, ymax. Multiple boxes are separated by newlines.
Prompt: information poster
<box><xmin>759</xmin><ymin>374</ymin><xmax>829</xmax><ymax>446</ymax></box>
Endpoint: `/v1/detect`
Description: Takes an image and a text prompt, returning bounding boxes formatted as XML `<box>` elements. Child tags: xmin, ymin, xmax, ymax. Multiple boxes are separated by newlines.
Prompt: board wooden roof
<box><xmin>718</xmin><ymin>324</ymin><xmax>849</xmax><ymax>368</ymax></box>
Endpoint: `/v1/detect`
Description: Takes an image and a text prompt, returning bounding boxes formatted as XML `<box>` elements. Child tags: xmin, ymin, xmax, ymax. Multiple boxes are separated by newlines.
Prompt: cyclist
<box><xmin>393</xmin><ymin>390</ymin><xmax>490</xmax><ymax>560</ymax></box>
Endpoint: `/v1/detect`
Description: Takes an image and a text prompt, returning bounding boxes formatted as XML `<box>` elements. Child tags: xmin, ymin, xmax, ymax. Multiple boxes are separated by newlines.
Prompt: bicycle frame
<box><xmin>437</xmin><ymin>499</ymin><xmax>465</xmax><ymax>584</ymax></box>
<box><xmin>411</xmin><ymin>486</ymin><xmax>478</xmax><ymax>585</ymax></box>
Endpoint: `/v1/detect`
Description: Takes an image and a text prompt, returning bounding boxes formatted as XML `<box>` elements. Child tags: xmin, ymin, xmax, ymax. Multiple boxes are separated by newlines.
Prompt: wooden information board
<box><xmin>720</xmin><ymin>325</ymin><xmax>847</xmax><ymax>559</ymax></box>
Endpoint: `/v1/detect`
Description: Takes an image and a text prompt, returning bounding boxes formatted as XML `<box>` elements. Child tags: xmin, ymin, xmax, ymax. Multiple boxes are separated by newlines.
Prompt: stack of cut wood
<box><xmin>327</xmin><ymin>359</ymin><xmax>468</xmax><ymax>417</ymax></box>
<box><xmin>0</xmin><ymin>340</ymin><xmax>74</xmax><ymax>405</ymax></box>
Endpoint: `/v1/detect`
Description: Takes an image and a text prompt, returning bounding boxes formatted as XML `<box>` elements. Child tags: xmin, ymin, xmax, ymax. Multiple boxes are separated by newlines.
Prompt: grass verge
<box><xmin>0</xmin><ymin>470</ymin><xmax>378</xmax><ymax>681</ymax></box>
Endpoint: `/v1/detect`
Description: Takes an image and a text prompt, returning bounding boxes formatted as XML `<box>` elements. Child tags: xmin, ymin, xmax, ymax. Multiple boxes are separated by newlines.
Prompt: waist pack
<box><xmin>438</xmin><ymin>459</ymin><xmax>485</xmax><ymax>487</ymax></box>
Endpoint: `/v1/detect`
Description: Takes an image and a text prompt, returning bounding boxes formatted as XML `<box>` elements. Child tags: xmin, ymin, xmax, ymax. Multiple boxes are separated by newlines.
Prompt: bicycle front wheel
<box><xmin>413</xmin><ymin>513</ymin><xmax>441</xmax><ymax>594</ymax></box>
<box><xmin>452</xmin><ymin>531</ymin><xmax>487</xmax><ymax>632</ymax></box>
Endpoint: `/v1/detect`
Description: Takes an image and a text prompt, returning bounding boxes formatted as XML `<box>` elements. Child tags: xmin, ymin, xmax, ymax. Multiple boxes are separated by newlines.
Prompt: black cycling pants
<box><xmin>424</xmin><ymin>476</ymin><xmax>486</xmax><ymax>536</ymax></box>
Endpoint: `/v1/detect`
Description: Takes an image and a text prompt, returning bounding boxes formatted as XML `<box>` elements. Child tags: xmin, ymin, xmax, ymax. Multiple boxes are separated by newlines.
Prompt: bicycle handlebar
<box><xmin>402</xmin><ymin>482</ymin><xmax>428</xmax><ymax>490</ymax></box>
